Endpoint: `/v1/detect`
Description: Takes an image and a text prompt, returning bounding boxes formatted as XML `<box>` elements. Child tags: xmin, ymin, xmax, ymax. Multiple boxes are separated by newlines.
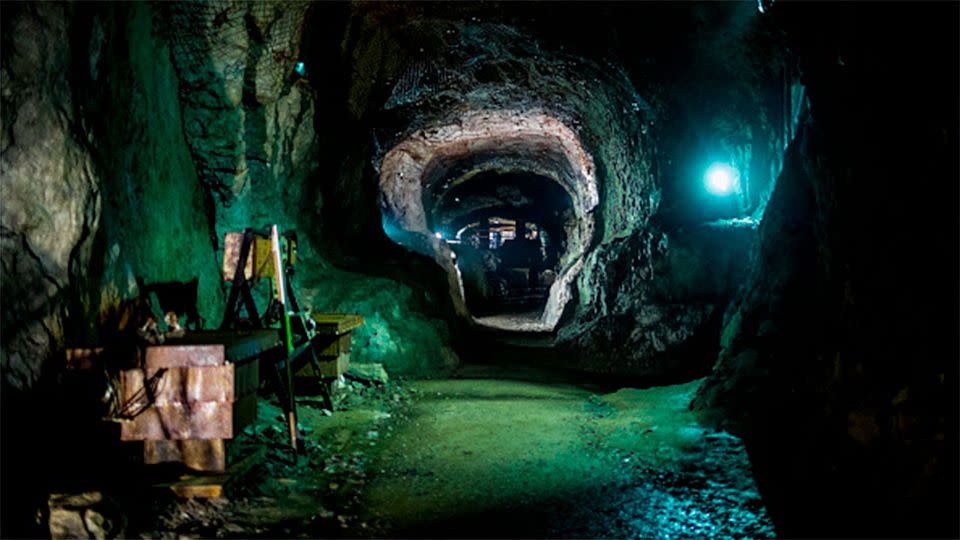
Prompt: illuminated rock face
<box><xmin>378</xmin><ymin>110</ymin><xmax>598</xmax><ymax>331</ymax></box>
<box><xmin>692</xmin><ymin>4</ymin><xmax>959</xmax><ymax>537</ymax></box>
<box><xmin>0</xmin><ymin>2</ymin><xmax>771</xmax><ymax>382</ymax></box>
<box><xmin>369</xmin><ymin>20</ymin><xmax>659</xmax><ymax>334</ymax></box>
<box><xmin>0</xmin><ymin>3</ymin><xmax>100</xmax><ymax>389</ymax></box>
<box><xmin>364</xmin><ymin>15</ymin><xmax>757</xmax><ymax>377</ymax></box>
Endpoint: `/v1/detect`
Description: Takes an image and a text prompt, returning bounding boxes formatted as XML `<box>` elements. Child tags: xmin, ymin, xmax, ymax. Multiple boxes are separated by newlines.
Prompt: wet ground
<box><xmin>142</xmin><ymin>366</ymin><xmax>775</xmax><ymax>538</ymax></box>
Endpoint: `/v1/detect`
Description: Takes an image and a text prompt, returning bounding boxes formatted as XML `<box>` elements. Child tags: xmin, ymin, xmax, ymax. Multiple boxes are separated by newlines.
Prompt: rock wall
<box><xmin>559</xmin><ymin>222</ymin><xmax>754</xmax><ymax>378</ymax></box>
<box><xmin>340</xmin><ymin>5</ymin><xmax>763</xmax><ymax>375</ymax></box>
<box><xmin>79</xmin><ymin>3</ymin><xmax>225</xmax><ymax>330</ymax></box>
<box><xmin>1</xmin><ymin>3</ymin><xmax>101</xmax><ymax>389</ymax></box>
<box><xmin>693</xmin><ymin>3</ymin><xmax>959</xmax><ymax>536</ymax></box>
<box><xmin>165</xmin><ymin>1</ymin><xmax>318</xmax><ymax>244</ymax></box>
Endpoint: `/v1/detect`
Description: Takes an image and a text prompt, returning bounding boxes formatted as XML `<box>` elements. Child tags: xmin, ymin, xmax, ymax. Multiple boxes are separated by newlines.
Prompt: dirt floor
<box><xmin>140</xmin><ymin>365</ymin><xmax>775</xmax><ymax>538</ymax></box>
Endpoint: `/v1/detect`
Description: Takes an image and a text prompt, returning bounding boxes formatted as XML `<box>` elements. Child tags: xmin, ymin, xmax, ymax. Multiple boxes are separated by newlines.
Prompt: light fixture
<box><xmin>295</xmin><ymin>62</ymin><xmax>306</xmax><ymax>76</ymax></box>
<box><xmin>704</xmin><ymin>163</ymin><xmax>740</xmax><ymax>196</ymax></box>
<box><xmin>434</xmin><ymin>231</ymin><xmax>443</xmax><ymax>239</ymax></box>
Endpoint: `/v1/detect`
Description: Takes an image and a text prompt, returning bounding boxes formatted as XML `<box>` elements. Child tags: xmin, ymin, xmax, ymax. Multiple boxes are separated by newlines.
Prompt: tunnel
<box><xmin>0</xmin><ymin>1</ymin><xmax>957</xmax><ymax>539</ymax></box>
<box><xmin>432</xmin><ymin>170</ymin><xmax>574</xmax><ymax>317</ymax></box>
<box><xmin>378</xmin><ymin>110</ymin><xmax>599</xmax><ymax>332</ymax></box>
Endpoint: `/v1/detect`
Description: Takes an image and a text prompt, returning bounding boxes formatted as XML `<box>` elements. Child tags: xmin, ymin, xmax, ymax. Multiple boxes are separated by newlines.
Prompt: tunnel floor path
<box><xmin>354</xmin><ymin>367</ymin><xmax>775</xmax><ymax>538</ymax></box>
<box><xmin>145</xmin><ymin>366</ymin><xmax>775</xmax><ymax>538</ymax></box>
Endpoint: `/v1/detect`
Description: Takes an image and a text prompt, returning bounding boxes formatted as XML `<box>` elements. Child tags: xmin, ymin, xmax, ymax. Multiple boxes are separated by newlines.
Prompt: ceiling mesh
<box><xmin>163</xmin><ymin>0</ymin><xmax>311</xmax><ymax>100</ymax></box>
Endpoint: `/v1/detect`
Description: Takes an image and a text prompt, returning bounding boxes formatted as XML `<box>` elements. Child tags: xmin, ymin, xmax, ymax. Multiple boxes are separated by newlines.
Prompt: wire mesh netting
<box><xmin>163</xmin><ymin>0</ymin><xmax>311</xmax><ymax>102</ymax></box>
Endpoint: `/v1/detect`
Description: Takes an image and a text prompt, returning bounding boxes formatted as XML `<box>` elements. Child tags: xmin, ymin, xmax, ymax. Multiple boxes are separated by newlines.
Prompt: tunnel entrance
<box><xmin>377</xmin><ymin>110</ymin><xmax>597</xmax><ymax>333</ymax></box>
<box><xmin>430</xmin><ymin>171</ymin><xmax>574</xmax><ymax>318</ymax></box>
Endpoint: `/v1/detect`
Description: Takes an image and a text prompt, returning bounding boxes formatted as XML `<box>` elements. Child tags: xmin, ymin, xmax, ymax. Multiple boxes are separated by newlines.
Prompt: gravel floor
<box><xmin>140</xmin><ymin>369</ymin><xmax>775</xmax><ymax>539</ymax></box>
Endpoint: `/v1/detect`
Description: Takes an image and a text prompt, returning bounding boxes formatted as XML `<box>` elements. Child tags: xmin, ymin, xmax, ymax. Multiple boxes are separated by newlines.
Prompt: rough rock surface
<box><xmin>79</xmin><ymin>3</ymin><xmax>226</xmax><ymax>329</ymax></box>
<box><xmin>368</xmin><ymin>18</ymin><xmax>654</xmax><ymax>333</ymax></box>
<box><xmin>336</xmin><ymin>6</ymin><xmax>776</xmax><ymax>376</ymax></box>
<box><xmin>48</xmin><ymin>492</ymin><xmax>125</xmax><ymax>540</ymax></box>
<box><xmin>693</xmin><ymin>3</ymin><xmax>959</xmax><ymax>536</ymax></box>
<box><xmin>559</xmin><ymin>223</ymin><xmax>754</xmax><ymax>377</ymax></box>
<box><xmin>299</xmin><ymin>260</ymin><xmax>459</xmax><ymax>377</ymax></box>
<box><xmin>166</xmin><ymin>0</ymin><xmax>318</xmax><ymax>246</ymax></box>
<box><xmin>1</xmin><ymin>3</ymin><xmax>100</xmax><ymax>389</ymax></box>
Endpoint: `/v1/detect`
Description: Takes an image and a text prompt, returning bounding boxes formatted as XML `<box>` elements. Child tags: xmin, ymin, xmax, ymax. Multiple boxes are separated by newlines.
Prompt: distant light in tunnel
<box><xmin>434</xmin><ymin>231</ymin><xmax>443</xmax><ymax>239</ymax></box>
<box><xmin>704</xmin><ymin>163</ymin><xmax>739</xmax><ymax>196</ymax></box>
<box><xmin>295</xmin><ymin>62</ymin><xmax>306</xmax><ymax>76</ymax></box>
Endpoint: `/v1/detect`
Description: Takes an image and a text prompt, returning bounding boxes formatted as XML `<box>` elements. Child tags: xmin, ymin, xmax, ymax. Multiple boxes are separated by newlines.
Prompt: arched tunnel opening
<box><xmin>377</xmin><ymin>110</ymin><xmax>598</xmax><ymax>333</ymax></box>
<box><xmin>0</xmin><ymin>2</ymin><xmax>956</xmax><ymax>539</ymax></box>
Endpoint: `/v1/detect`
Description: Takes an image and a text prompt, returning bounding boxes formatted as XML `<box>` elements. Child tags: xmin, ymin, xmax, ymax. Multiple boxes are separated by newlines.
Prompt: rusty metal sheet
<box><xmin>144</xmin><ymin>344</ymin><xmax>225</xmax><ymax>369</ymax></box>
<box><xmin>120</xmin><ymin>394</ymin><xmax>256</xmax><ymax>441</ymax></box>
<box><xmin>233</xmin><ymin>357</ymin><xmax>260</xmax><ymax>397</ymax></box>
<box><xmin>120</xmin><ymin>366</ymin><xmax>235</xmax><ymax>405</ymax></box>
<box><xmin>144</xmin><ymin>439</ymin><xmax>227</xmax><ymax>472</ymax></box>
<box><xmin>232</xmin><ymin>391</ymin><xmax>257</xmax><ymax>433</ymax></box>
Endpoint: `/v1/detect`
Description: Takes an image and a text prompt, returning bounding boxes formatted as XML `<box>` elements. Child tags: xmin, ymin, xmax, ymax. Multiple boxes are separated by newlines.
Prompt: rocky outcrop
<box><xmin>559</xmin><ymin>222</ymin><xmax>755</xmax><ymax>377</ymax></box>
<box><xmin>1</xmin><ymin>3</ymin><xmax>101</xmax><ymax>389</ymax></box>
<box><xmin>368</xmin><ymin>18</ymin><xmax>654</xmax><ymax>334</ymax></box>
<box><xmin>350</xmin><ymin>8</ymin><xmax>763</xmax><ymax>375</ymax></box>
<box><xmin>48</xmin><ymin>492</ymin><xmax>125</xmax><ymax>540</ymax></box>
<box><xmin>693</xmin><ymin>3</ymin><xmax>959</xmax><ymax>536</ymax></box>
<box><xmin>78</xmin><ymin>3</ymin><xmax>226</xmax><ymax>329</ymax></box>
<box><xmin>166</xmin><ymin>0</ymin><xmax>318</xmax><ymax>245</ymax></box>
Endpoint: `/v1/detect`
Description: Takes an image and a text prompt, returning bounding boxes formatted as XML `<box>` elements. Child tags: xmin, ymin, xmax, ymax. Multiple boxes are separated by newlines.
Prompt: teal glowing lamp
<box><xmin>704</xmin><ymin>163</ymin><xmax>739</xmax><ymax>196</ymax></box>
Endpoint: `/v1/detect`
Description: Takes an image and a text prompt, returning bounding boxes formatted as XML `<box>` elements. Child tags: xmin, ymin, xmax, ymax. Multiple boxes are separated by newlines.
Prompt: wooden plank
<box><xmin>120</xmin><ymin>394</ymin><xmax>257</xmax><ymax>441</ymax></box>
<box><xmin>310</xmin><ymin>313</ymin><xmax>364</xmax><ymax>336</ymax></box>
<box><xmin>155</xmin><ymin>447</ymin><xmax>266</xmax><ymax>499</ymax></box>
<box><xmin>144</xmin><ymin>439</ymin><xmax>227</xmax><ymax>472</ymax></box>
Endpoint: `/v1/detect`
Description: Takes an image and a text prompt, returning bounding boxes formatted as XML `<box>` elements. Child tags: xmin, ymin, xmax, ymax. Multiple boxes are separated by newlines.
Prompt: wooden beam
<box><xmin>144</xmin><ymin>439</ymin><xmax>227</xmax><ymax>472</ymax></box>
<box><xmin>310</xmin><ymin>313</ymin><xmax>364</xmax><ymax>336</ymax></box>
<box><xmin>153</xmin><ymin>447</ymin><xmax>266</xmax><ymax>499</ymax></box>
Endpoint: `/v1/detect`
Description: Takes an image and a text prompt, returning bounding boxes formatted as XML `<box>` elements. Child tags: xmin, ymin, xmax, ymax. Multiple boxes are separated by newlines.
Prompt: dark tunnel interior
<box><xmin>429</xmin><ymin>170</ymin><xmax>573</xmax><ymax>317</ymax></box>
<box><xmin>0</xmin><ymin>1</ymin><xmax>957</xmax><ymax>538</ymax></box>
